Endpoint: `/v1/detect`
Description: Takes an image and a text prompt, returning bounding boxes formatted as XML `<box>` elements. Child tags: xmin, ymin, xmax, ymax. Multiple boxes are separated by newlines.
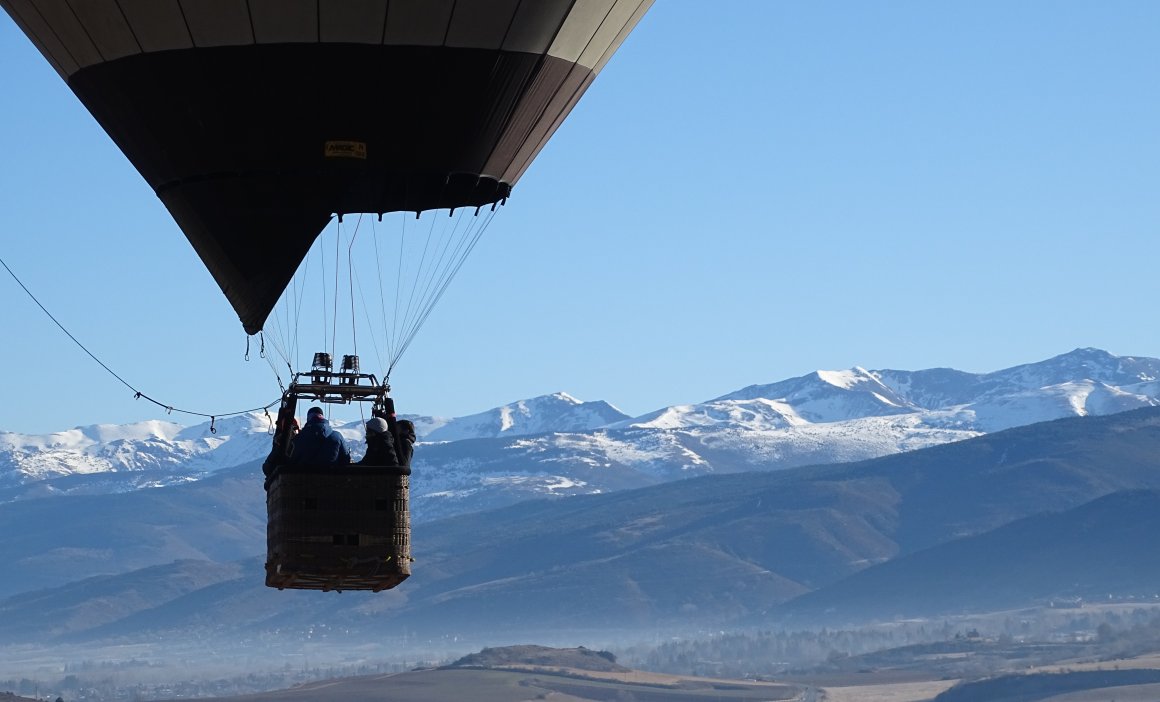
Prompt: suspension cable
<box><xmin>347</xmin><ymin>214</ymin><xmax>362</xmax><ymax>360</ymax></box>
<box><xmin>291</xmin><ymin>236</ymin><xmax>315</xmax><ymax>370</ymax></box>
<box><xmin>401</xmin><ymin>208</ymin><xmax>469</xmax><ymax>339</ymax></box>
<box><xmin>257</xmin><ymin>203</ymin><xmax>501</xmax><ymax>383</ymax></box>
<box><xmin>1</xmin><ymin>254</ymin><xmax>280</xmax><ymax>423</ymax></box>
<box><xmin>397</xmin><ymin>211</ymin><xmax>440</xmax><ymax>349</ymax></box>
<box><xmin>330</xmin><ymin>217</ymin><xmax>343</xmax><ymax>365</ymax></box>
<box><xmin>371</xmin><ymin>216</ymin><xmax>390</xmax><ymax>371</ymax></box>
<box><xmin>391</xmin><ymin>213</ymin><xmax>407</xmax><ymax>363</ymax></box>
<box><xmin>394</xmin><ymin>208</ymin><xmax>467</xmax><ymax>358</ymax></box>
<box><xmin>319</xmin><ymin>223</ymin><xmax>329</xmax><ymax>360</ymax></box>
<box><xmin>390</xmin><ymin>207</ymin><xmax>498</xmax><ymax>374</ymax></box>
<box><xmin>352</xmin><ymin>258</ymin><xmax>387</xmax><ymax>372</ymax></box>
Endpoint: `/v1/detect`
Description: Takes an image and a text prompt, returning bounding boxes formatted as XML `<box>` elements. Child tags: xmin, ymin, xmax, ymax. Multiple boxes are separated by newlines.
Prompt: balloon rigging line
<box><xmin>330</xmin><ymin>219</ymin><xmax>343</xmax><ymax>366</ymax></box>
<box><xmin>391</xmin><ymin>214</ymin><xmax>407</xmax><ymax>363</ymax></box>
<box><xmin>401</xmin><ymin>208</ymin><xmax>496</xmax><ymax>368</ymax></box>
<box><xmin>370</xmin><ymin>216</ymin><xmax>390</xmax><ymax>371</ymax></box>
<box><xmin>404</xmin><ymin>207</ymin><xmax>469</xmax><ymax>337</ymax></box>
<box><xmin>415</xmin><ymin>209</ymin><xmax>496</xmax><ymax>337</ymax></box>
<box><xmin>393</xmin><ymin>207</ymin><xmax>474</xmax><ymax>362</ymax></box>
<box><xmin>397</xmin><ymin>210</ymin><xmax>440</xmax><ymax>353</ymax></box>
<box><xmin>0</xmin><ymin>254</ymin><xmax>279</xmax><ymax>429</ymax></box>
<box><xmin>422</xmin><ymin>209</ymin><xmax>484</xmax><ymax>316</ymax></box>
<box><xmin>268</xmin><ymin>270</ymin><xmax>288</xmax><ymax>368</ymax></box>
<box><xmin>387</xmin><ymin>209</ymin><xmax>469</xmax><ymax>374</ymax></box>
<box><xmin>318</xmin><ymin>225</ymin><xmax>329</xmax><ymax>359</ymax></box>
<box><xmin>389</xmin><ymin>207</ymin><xmax>498</xmax><ymax>376</ymax></box>
<box><xmin>284</xmin><ymin>256</ymin><xmax>303</xmax><ymax>371</ymax></box>
<box><xmin>262</xmin><ymin>204</ymin><xmax>498</xmax><ymax>382</ymax></box>
<box><xmin>346</xmin><ymin>215</ymin><xmax>362</xmax><ymax>360</ymax></box>
<box><xmin>267</xmin><ymin>265</ymin><xmax>299</xmax><ymax>374</ymax></box>
<box><xmin>351</xmin><ymin>263</ymin><xmax>387</xmax><ymax>375</ymax></box>
<box><xmin>271</xmin><ymin>275</ymin><xmax>294</xmax><ymax>372</ymax></box>
<box><xmin>291</xmin><ymin>236</ymin><xmax>320</xmax><ymax>370</ymax></box>
<box><xmin>402</xmin><ymin>210</ymin><xmax>458</xmax><ymax>332</ymax></box>
<box><xmin>261</xmin><ymin>334</ymin><xmax>288</xmax><ymax>395</ymax></box>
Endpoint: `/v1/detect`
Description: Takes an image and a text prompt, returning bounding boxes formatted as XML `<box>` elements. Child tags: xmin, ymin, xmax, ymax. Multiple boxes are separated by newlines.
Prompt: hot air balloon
<box><xmin>1</xmin><ymin>0</ymin><xmax>652</xmax><ymax>591</ymax></box>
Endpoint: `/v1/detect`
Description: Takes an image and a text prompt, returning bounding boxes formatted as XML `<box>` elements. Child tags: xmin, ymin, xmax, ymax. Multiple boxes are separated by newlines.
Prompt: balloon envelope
<box><xmin>2</xmin><ymin>0</ymin><xmax>652</xmax><ymax>333</ymax></box>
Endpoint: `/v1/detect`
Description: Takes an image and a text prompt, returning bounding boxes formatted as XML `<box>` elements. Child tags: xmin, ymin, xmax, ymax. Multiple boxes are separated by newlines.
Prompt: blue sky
<box><xmin>4</xmin><ymin>2</ymin><xmax>1160</xmax><ymax>434</ymax></box>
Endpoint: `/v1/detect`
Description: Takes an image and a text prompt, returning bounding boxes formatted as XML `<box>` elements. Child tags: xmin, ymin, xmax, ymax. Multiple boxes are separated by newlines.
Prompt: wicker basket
<box><xmin>265</xmin><ymin>464</ymin><xmax>411</xmax><ymax>592</ymax></box>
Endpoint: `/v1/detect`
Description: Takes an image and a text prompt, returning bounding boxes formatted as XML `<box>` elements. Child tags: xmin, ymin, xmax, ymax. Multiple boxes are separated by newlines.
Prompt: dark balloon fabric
<box><xmin>2</xmin><ymin>0</ymin><xmax>651</xmax><ymax>333</ymax></box>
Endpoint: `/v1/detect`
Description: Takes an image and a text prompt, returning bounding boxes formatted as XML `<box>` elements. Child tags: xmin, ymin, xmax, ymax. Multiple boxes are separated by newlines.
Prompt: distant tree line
<box><xmin>615</xmin><ymin>607</ymin><xmax>1160</xmax><ymax>678</ymax></box>
<box><xmin>0</xmin><ymin>659</ymin><xmax>413</xmax><ymax>702</ymax></box>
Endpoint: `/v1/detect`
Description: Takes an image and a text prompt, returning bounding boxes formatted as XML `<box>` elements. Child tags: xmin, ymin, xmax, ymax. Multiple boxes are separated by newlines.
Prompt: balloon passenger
<box><xmin>262</xmin><ymin>415</ymin><xmax>300</xmax><ymax>488</ymax></box>
<box><xmin>394</xmin><ymin>419</ymin><xmax>416</xmax><ymax>469</ymax></box>
<box><xmin>289</xmin><ymin>406</ymin><xmax>351</xmax><ymax>465</ymax></box>
<box><xmin>359</xmin><ymin>417</ymin><xmax>400</xmax><ymax>466</ymax></box>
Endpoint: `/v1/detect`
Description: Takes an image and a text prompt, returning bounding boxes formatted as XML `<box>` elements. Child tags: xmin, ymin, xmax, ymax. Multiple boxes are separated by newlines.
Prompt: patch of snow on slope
<box><xmin>499</xmin><ymin>405</ymin><xmax>516</xmax><ymax>432</ymax></box>
<box><xmin>963</xmin><ymin>381</ymin><xmax>1156</xmax><ymax>432</ymax></box>
<box><xmin>623</xmin><ymin>398</ymin><xmax>804</xmax><ymax>431</ymax></box>
<box><xmin>590</xmin><ymin>431</ymin><xmax>709</xmax><ymax>474</ymax></box>
<box><xmin>1081</xmin><ymin>382</ymin><xmax>1159</xmax><ymax>416</ymax></box>
<box><xmin>692</xmin><ymin>412</ymin><xmax>980</xmax><ymax>468</ymax></box>
<box><xmin>817</xmin><ymin>368</ymin><xmax>872</xmax><ymax>390</ymax></box>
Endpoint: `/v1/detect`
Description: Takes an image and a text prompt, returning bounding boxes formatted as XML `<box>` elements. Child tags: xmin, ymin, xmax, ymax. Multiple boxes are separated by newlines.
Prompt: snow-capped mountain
<box><xmin>0</xmin><ymin>413</ymin><xmax>275</xmax><ymax>496</ymax></box>
<box><xmin>421</xmin><ymin>391</ymin><xmax>629</xmax><ymax>442</ymax></box>
<box><xmin>2</xmin><ymin>348</ymin><xmax>1158</xmax><ymax>514</ymax></box>
<box><xmin>623</xmin><ymin>348</ymin><xmax>1160</xmax><ymax>435</ymax></box>
<box><xmin>874</xmin><ymin>347</ymin><xmax>1160</xmax><ymax>411</ymax></box>
<box><xmin>712</xmin><ymin>367</ymin><xmax>917</xmax><ymax>423</ymax></box>
<box><xmin>0</xmin><ymin>392</ymin><xmax>627</xmax><ymax>501</ymax></box>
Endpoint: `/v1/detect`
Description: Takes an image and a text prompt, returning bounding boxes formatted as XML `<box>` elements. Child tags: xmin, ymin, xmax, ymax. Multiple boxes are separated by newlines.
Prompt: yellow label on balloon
<box><xmin>324</xmin><ymin>141</ymin><xmax>367</xmax><ymax>159</ymax></box>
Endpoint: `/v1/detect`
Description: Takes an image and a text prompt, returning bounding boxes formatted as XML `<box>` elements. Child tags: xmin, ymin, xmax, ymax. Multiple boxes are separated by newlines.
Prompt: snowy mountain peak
<box><xmin>658</xmin><ymin>349</ymin><xmax>1160</xmax><ymax>436</ymax></box>
<box><xmin>423</xmin><ymin>393</ymin><xmax>629</xmax><ymax>443</ymax></box>
<box><xmin>713</xmin><ymin>365</ymin><xmax>915</xmax><ymax>423</ymax></box>
<box><xmin>1038</xmin><ymin>347</ymin><xmax>1158</xmax><ymax>383</ymax></box>
<box><xmin>867</xmin><ymin>348</ymin><xmax>1160</xmax><ymax>412</ymax></box>
<box><xmin>814</xmin><ymin>367</ymin><xmax>873</xmax><ymax>389</ymax></box>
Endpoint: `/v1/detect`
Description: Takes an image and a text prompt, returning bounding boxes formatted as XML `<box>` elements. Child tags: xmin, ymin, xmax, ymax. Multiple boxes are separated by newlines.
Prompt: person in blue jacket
<box><xmin>289</xmin><ymin>406</ymin><xmax>351</xmax><ymax>465</ymax></box>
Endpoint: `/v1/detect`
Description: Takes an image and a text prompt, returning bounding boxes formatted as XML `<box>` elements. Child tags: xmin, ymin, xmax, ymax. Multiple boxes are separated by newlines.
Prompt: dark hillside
<box><xmin>0</xmin><ymin>460</ymin><xmax>264</xmax><ymax>598</ymax></box>
<box><xmin>780</xmin><ymin>489</ymin><xmax>1160</xmax><ymax>621</ymax></box>
<box><xmin>192</xmin><ymin>668</ymin><xmax>798</xmax><ymax>702</ymax></box>
<box><xmin>932</xmin><ymin>669</ymin><xmax>1160</xmax><ymax>702</ymax></box>
<box><xmin>447</xmin><ymin>644</ymin><xmax>627</xmax><ymax>671</ymax></box>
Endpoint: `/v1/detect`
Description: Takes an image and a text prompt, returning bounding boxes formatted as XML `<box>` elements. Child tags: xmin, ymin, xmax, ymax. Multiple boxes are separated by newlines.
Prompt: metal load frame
<box><xmin>288</xmin><ymin>351</ymin><xmax>391</xmax><ymax>409</ymax></box>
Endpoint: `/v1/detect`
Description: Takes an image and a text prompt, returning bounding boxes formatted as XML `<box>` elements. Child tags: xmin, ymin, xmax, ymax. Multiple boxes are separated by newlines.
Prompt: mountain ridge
<box><xmin>6</xmin><ymin>406</ymin><xmax>1160</xmax><ymax>640</ymax></box>
<box><xmin>3</xmin><ymin>348</ymin><xmax>1159</xmax><ymax>524</ymax></box>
